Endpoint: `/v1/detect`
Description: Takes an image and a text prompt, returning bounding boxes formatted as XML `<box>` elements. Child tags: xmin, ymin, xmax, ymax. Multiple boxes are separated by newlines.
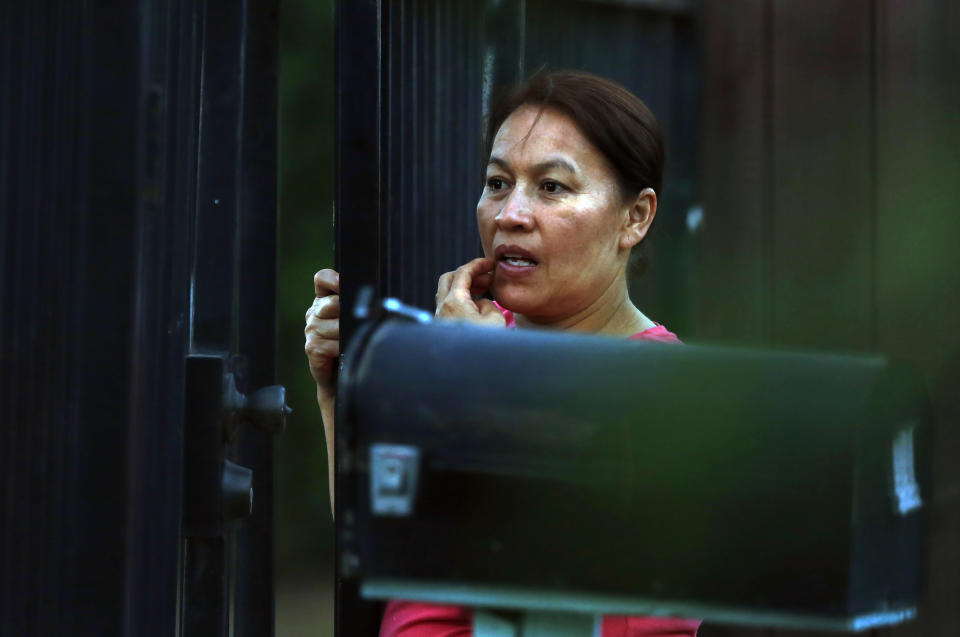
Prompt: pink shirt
<box><xmin>379</xmin><ymin>601</ymin><xmax>701</xmax><ymax>637</ymax></box>
<box><xmin>379</xmin><ymin>308</ymin><xmax>696</xmax><ymax>637</ymax></box>
<box><xmin>498</xmin><ymin>303</ymin><xmax>682</xmax><ymax>345</ymax></box>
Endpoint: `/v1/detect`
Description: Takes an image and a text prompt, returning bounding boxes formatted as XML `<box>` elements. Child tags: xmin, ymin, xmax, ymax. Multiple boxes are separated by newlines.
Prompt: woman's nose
<box><xmin>495</xmin><ymin>191</ymin><xmax>535</xmax><ymax>231</ymax></box>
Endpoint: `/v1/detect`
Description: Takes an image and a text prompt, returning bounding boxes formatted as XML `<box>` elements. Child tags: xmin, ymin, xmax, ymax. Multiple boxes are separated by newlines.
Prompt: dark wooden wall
<box><xmin>697</xmin><ymin>1</ymin><xmax>960</xmax><ymax>635</ymax></box>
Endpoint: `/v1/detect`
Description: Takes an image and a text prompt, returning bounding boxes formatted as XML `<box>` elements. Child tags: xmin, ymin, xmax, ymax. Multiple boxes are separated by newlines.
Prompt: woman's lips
<box><xmin>494</xmin><ymin>244</ymin><xmax>539</xmax><ymax>279</ymax></box>
<box><xmin>496</xmin><ymin>259</ymin><xmax>537</xmax><ymax>278</ymax></box>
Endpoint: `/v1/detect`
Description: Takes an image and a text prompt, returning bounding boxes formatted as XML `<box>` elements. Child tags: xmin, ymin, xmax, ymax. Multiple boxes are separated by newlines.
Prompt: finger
<box><xmin>305</xmin><ymin>336</ymin><xmax>340</xmax><ymax>361</ymax></box>
<box><xmin>305</xmin><ymin>318</ymin><xmax>339</xmax><ymax>340</ymax></box>
<box><xmin>309</xmin><ymin>295</ymin><xmax>340</xmax><ymax>320</ymax></box>
<box><xmin>450</xmin><ymin>257</ymin><xmax>495</xmax><ymax>300</ymax></box>
<box><xmin>436</xmin><ymin>271</ymin><xmax>454</xmax><ymax>303</ymax></box>
<box><xmin>305</xmin><ymin>298</ymin><xmax>322</xmax><ymax>323</ymax></box>
<box><xmin>470</xmin><ymin>272</ymin><xmax>493</xmax><ymax>297</ymax></box>
<box><xmin>314</xmin><ymin>269</ymin><xmax>340</xmax><ymax>297</ymax></box>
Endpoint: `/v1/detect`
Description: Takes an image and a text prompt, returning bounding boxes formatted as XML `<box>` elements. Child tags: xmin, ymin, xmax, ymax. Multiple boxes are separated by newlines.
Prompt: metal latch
<box><xmin>370</xmin><ymin>444</ymin><xmax>420</xmax><ymax>517</ymax></box>
<box><xmin>183</xmin><ymin>354</ymin><xmax>290</xmax><ymax>536</ymax></box>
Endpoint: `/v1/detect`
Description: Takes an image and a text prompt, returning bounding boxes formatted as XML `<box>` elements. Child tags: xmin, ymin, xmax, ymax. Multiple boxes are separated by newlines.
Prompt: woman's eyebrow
<box><xmin>487</xmin><ymin>155</ymin><xmax>579</xmax><ymax>175</ymax></box>
<box><xmin>532</xmin><ymin>157</ymin><xmax>578</xmax><ymax>175</ymax></box>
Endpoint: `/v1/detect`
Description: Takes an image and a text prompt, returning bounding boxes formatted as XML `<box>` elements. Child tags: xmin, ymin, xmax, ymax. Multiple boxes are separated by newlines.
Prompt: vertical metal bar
<box><xmin>482</xmin><ymin>0</ymin><xmax>526</xmax><ymax>113</ymax></box>
<box><xmin>182</xmin><ymin>0</ymin><xmax>246</xmax><ymax>635</ymax></box>
<box><xmin>72</xmin><ymin>0</ymin><xmax>141</xmax><ymax>633</ymax></box>
<box><xmin>397</xmin><ymin>0</ymin><xmax>410</xmax><ymax>300</ymax></box>
<box><xmin>867</xmin><ymin>0</ymin><xmax>879</xmax><ymax>352</ymax></box>
<box><xmin>234</xmin><ymin>0</ymin><xmax>280</xmax><ymax>635</ymax></box>
<box><xmin>335</xmin><ymin>0</ymin><xmax>383</xmax><ymax>633</ymax></box>
<box><xmin>190</xmin><ymin>0</ymin><xmax>245</xmax><ymax>352</ymax></box>
<box><xmin>123</xmin><ymin>0</ymin><xmax>199</xmax><ymax>634</ymax></box>
<box><xmin>181</xmin><ymin>538</ymin><xmax>229</xmax><ymax>637</ymax></box>
<box><xmin>335</xmin><ymin>0</ymin><xmax>382</xmax><ymax>346</ymax></box>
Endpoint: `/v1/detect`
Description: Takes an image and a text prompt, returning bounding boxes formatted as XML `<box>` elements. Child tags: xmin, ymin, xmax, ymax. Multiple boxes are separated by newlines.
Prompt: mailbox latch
<box><xmin>370</xmin><ymin>444</ymin><xmax>420</xmax><ymax>517</ymax></box>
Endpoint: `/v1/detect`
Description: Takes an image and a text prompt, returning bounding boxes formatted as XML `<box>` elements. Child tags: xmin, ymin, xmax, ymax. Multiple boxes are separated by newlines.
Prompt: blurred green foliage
<box><xmin>276</xmin><ymin>0</ymin><xmax>335</xmax><ymax>572</ymax></box>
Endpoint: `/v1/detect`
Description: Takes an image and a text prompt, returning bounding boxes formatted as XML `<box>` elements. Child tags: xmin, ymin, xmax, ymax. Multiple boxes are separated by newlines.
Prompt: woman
<box><xmin>305</xmin><ymin>70</ymin><xmax>699</xmax><ymax>637</ymax></box>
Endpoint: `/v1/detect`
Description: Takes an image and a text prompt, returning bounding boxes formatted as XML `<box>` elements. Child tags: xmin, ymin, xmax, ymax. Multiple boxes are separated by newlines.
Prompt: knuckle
<box><xmin>318</xmin><ymin>340</ymin><xmax>337</xmax><ymax>357</ymax></box>
<box><xmin>305</xmin><ymin>339</ymin><xmax>331</xmax><ymax>360</ymax></box>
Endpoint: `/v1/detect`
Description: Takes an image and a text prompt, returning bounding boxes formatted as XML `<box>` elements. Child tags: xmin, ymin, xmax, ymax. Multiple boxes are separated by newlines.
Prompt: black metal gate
<box><xmin>1</xmin><ymin>1</ymin><xmax>281</xmax><ymax>636</ymax></box>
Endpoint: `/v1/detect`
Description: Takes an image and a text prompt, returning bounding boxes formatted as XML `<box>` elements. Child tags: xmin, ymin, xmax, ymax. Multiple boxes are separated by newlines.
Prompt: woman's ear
<box><xmin>619</xmin><ymin>188</ymin><xmax>657</xmax><ymax>250</ymax></box>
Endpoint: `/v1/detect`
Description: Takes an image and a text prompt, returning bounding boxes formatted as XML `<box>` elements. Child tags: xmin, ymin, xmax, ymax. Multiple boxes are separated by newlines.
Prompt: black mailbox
<box><xmin>338</xmin><ymin>313</ymin><xmax>928</xmax><ymax>632</ymax></box>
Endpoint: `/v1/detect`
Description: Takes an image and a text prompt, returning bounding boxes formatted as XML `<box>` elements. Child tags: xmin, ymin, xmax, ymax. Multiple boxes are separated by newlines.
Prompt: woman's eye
<box><xmin>542</xmin><ymin>180</ymin><xmax>565</xmax><ymax>194</ymax></box>
<box><xmin>487</xmin><ymin>177</ymin><xmax>506</xmax><ymax>191</ymax></box>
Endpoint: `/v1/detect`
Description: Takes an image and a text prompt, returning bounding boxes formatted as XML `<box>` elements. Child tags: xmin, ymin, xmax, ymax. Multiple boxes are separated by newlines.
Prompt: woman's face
<box><xmin>477</xmin><ymin>105</ymin><xmax>634</xmax><ymax>320</ymax></box>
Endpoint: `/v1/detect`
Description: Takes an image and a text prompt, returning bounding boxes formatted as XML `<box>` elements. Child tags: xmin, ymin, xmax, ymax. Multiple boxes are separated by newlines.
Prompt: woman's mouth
<box><xmin>500</xmin><ymin>254</ymin><xmax>538</xmax><ymax>267</ymax></box>
<box><xmin>494</xmin><ymin>245</ymin><xmax>539</xmax><ymax>278</ymax></box>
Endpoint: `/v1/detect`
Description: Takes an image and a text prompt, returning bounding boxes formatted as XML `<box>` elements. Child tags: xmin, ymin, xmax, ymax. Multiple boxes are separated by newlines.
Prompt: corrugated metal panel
<box><xmin>371</xmin><ymin>0</ymin><xmax>699</xmax><ymax>326</ymax></box>
<box><xmin>124</xmin><ymin>1</ymin><xmax>200</xmax><ymax>633</ymax></box>
<box><xmin>1</xmin><ymin>2</ymin><xmax>139</xmax><ymax>635</ymax></box>
<box><xmin>1</xmin><ymin>1</ymin><xmax>279</xmax><ymax>635</ymax></box>
<box><xmin>524</xmin><ymin>0</ymin><xmax>701</xmax><ymax>335</ymax></box>
<box><xmin>381</xmin><ymin>0</ymin><xmax>486</xmax><ymax>310</ymax></box>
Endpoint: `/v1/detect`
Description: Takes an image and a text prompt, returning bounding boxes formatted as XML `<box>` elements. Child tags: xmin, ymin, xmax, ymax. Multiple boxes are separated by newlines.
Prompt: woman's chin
<box><xmin>491</xmin><ymin>284</ymin><xmax>541</xmax><ymax>315</ymax></box>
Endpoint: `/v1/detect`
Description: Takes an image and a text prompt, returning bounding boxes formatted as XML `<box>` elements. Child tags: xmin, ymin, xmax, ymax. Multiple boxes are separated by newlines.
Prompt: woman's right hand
<box><xmin>435</xmin><ymin>257</ymin><xmax>505</xmax><ymax>327</ymax></box>
<box><xmin>305</xmin><ymin>268</ymin><xmax>340</xmax><ymax>402</ymax></box>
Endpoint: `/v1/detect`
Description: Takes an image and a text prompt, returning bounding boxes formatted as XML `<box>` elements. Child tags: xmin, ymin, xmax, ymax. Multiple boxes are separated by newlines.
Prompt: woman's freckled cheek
<box><xmin>552</xmin><ymin>194</ymin><xmax>613</xmax><ymax>250</ymax></box>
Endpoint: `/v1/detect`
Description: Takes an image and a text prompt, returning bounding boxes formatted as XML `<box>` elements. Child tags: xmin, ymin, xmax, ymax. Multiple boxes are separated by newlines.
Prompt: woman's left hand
<box><xmin>435</xmin><ymin>257</ymin><xmax>505</xmax><ymax>327</ymax></box>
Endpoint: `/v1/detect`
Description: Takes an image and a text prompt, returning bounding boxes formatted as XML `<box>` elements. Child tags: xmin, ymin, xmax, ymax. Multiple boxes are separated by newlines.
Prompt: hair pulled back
<box><xmin>484</xmin><ymin>69</ymin><xmax>665</xmax><ymax>275</ymax></box>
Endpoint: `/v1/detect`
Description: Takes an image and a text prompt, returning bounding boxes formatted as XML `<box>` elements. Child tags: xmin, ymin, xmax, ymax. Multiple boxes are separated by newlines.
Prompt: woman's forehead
<box><xmin>490</xmin><ymin>106</ymin><xmax>596</xmax><ymax>166</ymax></box>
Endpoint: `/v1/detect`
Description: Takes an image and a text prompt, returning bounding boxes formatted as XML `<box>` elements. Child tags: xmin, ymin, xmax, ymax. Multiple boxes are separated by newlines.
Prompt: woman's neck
<box><xmin>513</xmin><ymin>276</ymin><xmax>656</xmax><ymax>337</ymax></box>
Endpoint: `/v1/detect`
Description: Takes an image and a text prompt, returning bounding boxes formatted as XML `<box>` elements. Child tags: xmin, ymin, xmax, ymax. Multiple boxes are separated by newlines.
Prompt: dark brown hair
<box><xmin>484</xmin><ymin>69</ymin><xmax>665</xmax><ymax>275</ymax></box>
